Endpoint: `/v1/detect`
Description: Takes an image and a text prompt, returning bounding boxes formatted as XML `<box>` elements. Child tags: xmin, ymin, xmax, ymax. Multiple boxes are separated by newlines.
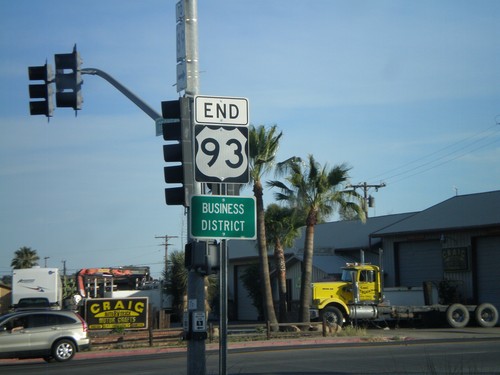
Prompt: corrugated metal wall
<box><xmin>475</xmin><ymin>236</ymin><xmax>500</xmax><ymax>313</ymax></box>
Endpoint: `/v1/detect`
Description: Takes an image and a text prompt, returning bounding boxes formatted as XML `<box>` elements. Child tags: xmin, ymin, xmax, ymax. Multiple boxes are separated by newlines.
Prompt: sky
<box><xmin>1</xmin><ymin>1</ymin><xmax>499</xmax><ymax>280</ymax></box>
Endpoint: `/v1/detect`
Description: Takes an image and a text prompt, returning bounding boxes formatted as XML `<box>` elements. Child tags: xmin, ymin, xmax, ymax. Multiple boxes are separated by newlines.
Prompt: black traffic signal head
<box><xmin>28</xmin><ymin>64</ymin><xmax>53</xmax><ymax>82</ymax></box>
<box><xmin>55</xmin><ymin>44</ymin><xmax>83</xmax><ymax>110</ymax></box>
<box><xmin>162</xmin><ymin>121</ymin><xmax>182</xmax><ymax>141</ymax></box>
<box><xmin>28</xmin><ymin>63</ymin><xmax>54</xmax><ymax>117</ymax></box>
<box><xmin>161</xmin><ymin>97</ymin><xmax>194</xmax><ymax>206</ymax></box>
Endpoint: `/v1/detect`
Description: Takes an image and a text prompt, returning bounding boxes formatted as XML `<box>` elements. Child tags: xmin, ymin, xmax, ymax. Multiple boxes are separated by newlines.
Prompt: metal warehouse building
<box><xmin>372</xmin><ymin>190</ymin><xmax>500</xmax><ymax>314</ymax></box>
<box><xmin>228</xmin><ymin>190</ymin><xmax>500</xmax><ymax>321</ymax></box>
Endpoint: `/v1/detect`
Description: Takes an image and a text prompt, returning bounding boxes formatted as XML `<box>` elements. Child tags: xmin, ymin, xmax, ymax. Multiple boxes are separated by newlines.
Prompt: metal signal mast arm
<box><xmin>82</xmin><ymin>67</ymin><xmax>162</xmax><ymax>122</ymax></box>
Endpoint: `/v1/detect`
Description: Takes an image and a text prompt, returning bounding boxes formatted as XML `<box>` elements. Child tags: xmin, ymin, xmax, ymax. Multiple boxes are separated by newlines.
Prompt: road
<box><xmin>2</xmin><ymin>339</ymin><xmax>500</xmax><ymax>374</ymax></box>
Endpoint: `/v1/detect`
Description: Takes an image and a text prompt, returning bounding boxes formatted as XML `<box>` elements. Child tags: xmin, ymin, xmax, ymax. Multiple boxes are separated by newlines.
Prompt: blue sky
<box><xmin>1</xmin><ymin>1</ymin><xmax>499</xmax><ymax>279</ymax></box>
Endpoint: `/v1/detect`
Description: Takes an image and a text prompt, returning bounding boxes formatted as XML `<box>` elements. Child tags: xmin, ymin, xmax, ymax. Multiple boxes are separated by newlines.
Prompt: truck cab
<box><xmin>311</xmin><ymin>263</ymin><xmax>382</xmax><ymax>325</ymax></box>
<box><xmin>311</xmin><ymin>262</ymin><xmax>499</xmax><ymax>328</ymax></box>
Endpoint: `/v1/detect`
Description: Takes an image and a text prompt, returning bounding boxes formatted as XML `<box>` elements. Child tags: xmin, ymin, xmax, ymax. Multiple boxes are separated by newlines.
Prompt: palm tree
<box><xmin>164</xmin><ymin>250</ymin><xmax>188</xmax><ymax>319</ymax></box>
<box><xmin>249</xmin><ymin>124</ymin><xmax>282</xmax><ymax>330</ymax></box>
<box><xmin>269</xmin><ymin>155</ymin><xmax>365</xmax><ymax>323</ymax></box>
<box><xmin>164</xmin><ymin>250</ymin><xmax>217</xmax><ymax>321</ymax></box>
<box><xmin>11</xmin><ymin>246</ymin><xmax>40</xmax><ymax>269</ymax></box>
<box><xmin>265</xmin><ymin>203</ymin><xmax>303</xmax><ymax>322</ymax></box>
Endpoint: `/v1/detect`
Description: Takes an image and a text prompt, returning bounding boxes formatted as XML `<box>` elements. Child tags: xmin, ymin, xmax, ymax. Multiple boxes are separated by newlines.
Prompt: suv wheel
<box><xmin>52</xmin><ymin>339</ymin><xmax>76</xmax><ymax>362</ymax></box>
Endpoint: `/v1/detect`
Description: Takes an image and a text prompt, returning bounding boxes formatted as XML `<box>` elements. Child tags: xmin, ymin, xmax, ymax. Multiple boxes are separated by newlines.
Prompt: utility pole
<box><xmin>155</xmin><ymin>235</ymin><xmax>179</xmax><ymax>273</ymax></box>
<box><xmin>62</xmin><ymin>260</ymin><xmax>67</xmax><ymax>295</ymax></box>
<box><xmin>44</xmin><ymin>256</ymin><xmax>50</xmax><ymax>267</ymax></box>
<box><xmin>347</xmin><ymin>182</ymin><xmax>386</xmax><ymax>218</ymax></box>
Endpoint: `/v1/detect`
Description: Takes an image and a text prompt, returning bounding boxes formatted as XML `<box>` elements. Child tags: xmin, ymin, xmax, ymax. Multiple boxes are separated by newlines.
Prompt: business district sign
<box><xmin>191</xmin><ymin>195</ymin><xmax>256</xmax><ymax>240</ymax></box>
<box><xmin>85</xmin><ymin>297</ymin><xmax>148</xmax><ymax>330</ymax></box>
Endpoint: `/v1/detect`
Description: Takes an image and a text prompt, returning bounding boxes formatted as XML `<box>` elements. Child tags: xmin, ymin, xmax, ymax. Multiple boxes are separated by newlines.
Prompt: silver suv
<box><xmin>0</xmin><ymin>309</ymin><xmax>90</xmax><ymax>362</ymax></box>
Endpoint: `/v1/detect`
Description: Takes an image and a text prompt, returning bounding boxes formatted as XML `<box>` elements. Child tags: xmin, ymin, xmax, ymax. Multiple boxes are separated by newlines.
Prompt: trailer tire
<box><xmin>320</xmin><ymin>306</ymin><xmax>345</xmax><ymax>327</ymax></box>
<box><xmin>474</xmin><ymin>303</ymin><xmax>499</xmax><ymax>328</ymax></box>
<box><xmin>446</xmin><ymin>303</ymin><xmax>470</xmax><ymax>328</ymax></box>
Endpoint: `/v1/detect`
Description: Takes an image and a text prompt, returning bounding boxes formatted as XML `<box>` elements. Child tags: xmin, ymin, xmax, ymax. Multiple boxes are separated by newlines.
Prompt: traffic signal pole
<box><xmin>182</xmin><ymin>1</ymin><xmax>206</xmax><ymax>374</ymax></box>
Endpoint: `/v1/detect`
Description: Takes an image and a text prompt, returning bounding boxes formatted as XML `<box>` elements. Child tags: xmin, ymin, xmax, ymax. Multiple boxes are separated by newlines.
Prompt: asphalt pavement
<box><xmin>77</xmin><ymin>326</ymin><xmax>500</xmax><ymax>359</ymax></box>
<box><xmin>2</xmin><ymin>326</ymin><xmax>500</xmax><ymax>364</ymax></box>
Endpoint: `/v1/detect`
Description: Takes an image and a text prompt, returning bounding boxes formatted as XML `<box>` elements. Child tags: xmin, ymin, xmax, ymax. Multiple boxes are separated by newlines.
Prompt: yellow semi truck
<box><xmin>310</xmin><ymin>262</ymin><xmax>498</xmax><ymax>328</ymax></box>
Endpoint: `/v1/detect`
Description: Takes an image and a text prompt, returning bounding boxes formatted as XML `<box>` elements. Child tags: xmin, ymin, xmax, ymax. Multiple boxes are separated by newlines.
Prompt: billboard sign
<box><xmin>85</xmin><ymin>297</ymin><xmax>148</xmax><ymax>330</ymax></box>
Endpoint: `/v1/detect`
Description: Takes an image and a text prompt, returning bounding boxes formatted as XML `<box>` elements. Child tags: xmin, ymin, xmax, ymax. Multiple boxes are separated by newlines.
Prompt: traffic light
<box><xmin>54</xmin><ymin>44</ymin><xmax>83</xmax><ymax>110</ymax></box>
<box><xmin>28</xmin><ymin>62</ymin><xmax>54</xmax><ymax>117</ymax></box>
<box><xmin>162</xmin><ymin>97</ymin><xmax>194</xmax><ymax>206</ymax></box>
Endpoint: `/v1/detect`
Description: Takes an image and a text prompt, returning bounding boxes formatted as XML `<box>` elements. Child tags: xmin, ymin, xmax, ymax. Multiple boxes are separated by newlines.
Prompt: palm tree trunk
<box><xmin>254</xmin><ymin>181</ymin><xmax>279</xmax><ymax>331</ymax></box>
<box><xmin>299</xmin><ymin>222</ymin><xmax>315</xmax><ymax>323</ymax></box>
<box><xmin>273</xmin><ymin>239</ymin><xmax>288</xmax><ymax>323</ymax></box>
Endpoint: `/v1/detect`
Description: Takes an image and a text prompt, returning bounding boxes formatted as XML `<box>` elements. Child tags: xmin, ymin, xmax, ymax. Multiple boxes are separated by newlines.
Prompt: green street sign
<box><xmin>191</xmin><ymin>195</ymin><xmax>256</xmax><ymax>240</ymax></box>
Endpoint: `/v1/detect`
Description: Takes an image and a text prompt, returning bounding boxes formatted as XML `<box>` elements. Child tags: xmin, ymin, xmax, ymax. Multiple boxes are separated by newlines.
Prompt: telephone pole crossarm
<box><xmin>347</xmin><ymin>182</ymin><xmax>386</xmax><ymax>218</ymax></box>
<box><xmin>155</xmin><ymin>235</ymin><xmax>179</xmax><ymax>263</ymax></box>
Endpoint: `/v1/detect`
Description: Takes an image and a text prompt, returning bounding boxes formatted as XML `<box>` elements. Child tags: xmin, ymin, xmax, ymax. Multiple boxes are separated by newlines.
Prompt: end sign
<box><xmin>194</xmin><ymin>95</ymin><xmax>249</xmax><ymax>126</ymax></box>
<box><xmin>191</xmin><ymin>195</ymin><xmax>256</xmax><ymax>240</ymax></box>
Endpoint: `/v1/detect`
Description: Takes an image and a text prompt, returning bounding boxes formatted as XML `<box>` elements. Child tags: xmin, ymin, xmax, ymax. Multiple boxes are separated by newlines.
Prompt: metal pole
<box><xmin>184</xmin><ymin>0</ymin><xmax>199</xmax><ymax>97</ymax></box>
<box><xmin>184</xmin><ymin>1</ymin><xmax>205</xmax><ymax>374</ymax></box>
<box><xmin>219</xmin><ymin>182</ymin><xmax>228</xmax><ymax>374</ymax></box>
<box><xmin>81</xmin><ymin>68</ymin><xmax>162</xmax><ymax>122</ymax></box>
<box><xmin>219</xmin><ymin>240</ymin><xmax>228</xmax><ymax>374</ymax></box>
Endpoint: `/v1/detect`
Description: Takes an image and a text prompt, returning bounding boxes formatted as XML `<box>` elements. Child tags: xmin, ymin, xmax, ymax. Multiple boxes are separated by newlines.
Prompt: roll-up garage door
<box><xmin>397</xmin><ymin>241</ymin><xmax>443</xmax><ymax>287</ymax></box>
<box><xmin>476</xmin><ymin>236</ymin><xmax>500</xmax><ymax>314</ymax></box>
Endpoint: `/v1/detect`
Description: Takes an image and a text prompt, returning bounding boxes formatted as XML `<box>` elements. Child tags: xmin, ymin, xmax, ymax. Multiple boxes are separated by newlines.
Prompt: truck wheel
<box><xmin>474</xmin><ymin>303</ymin><xmax>499</xmax><ymax>327</ymax></box>
<box><xmin>446</xmin><ymin>303</ymin><xmax>470</xmax><ymax>328</ymax></box>
<box><xmin>320</xmin><ymin>306</ymin><xmax>345</xmax><ymax>327</ymax></box>
<box><xmin>52</xmin><ymin>339</ymin><xmax>76</xmax><ymax>362</ymax></box>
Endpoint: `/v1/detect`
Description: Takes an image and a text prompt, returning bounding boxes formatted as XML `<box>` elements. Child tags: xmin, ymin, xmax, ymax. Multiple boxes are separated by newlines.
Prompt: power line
<box><xmin>390</xmin><ymin>136</ymin><xmax>500</xmax><ymax>185</ymax></box>
<box><xmin>369</xmin><ymin>123</ymin><xmax>500</xmax><ymax>185</ymax></box>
